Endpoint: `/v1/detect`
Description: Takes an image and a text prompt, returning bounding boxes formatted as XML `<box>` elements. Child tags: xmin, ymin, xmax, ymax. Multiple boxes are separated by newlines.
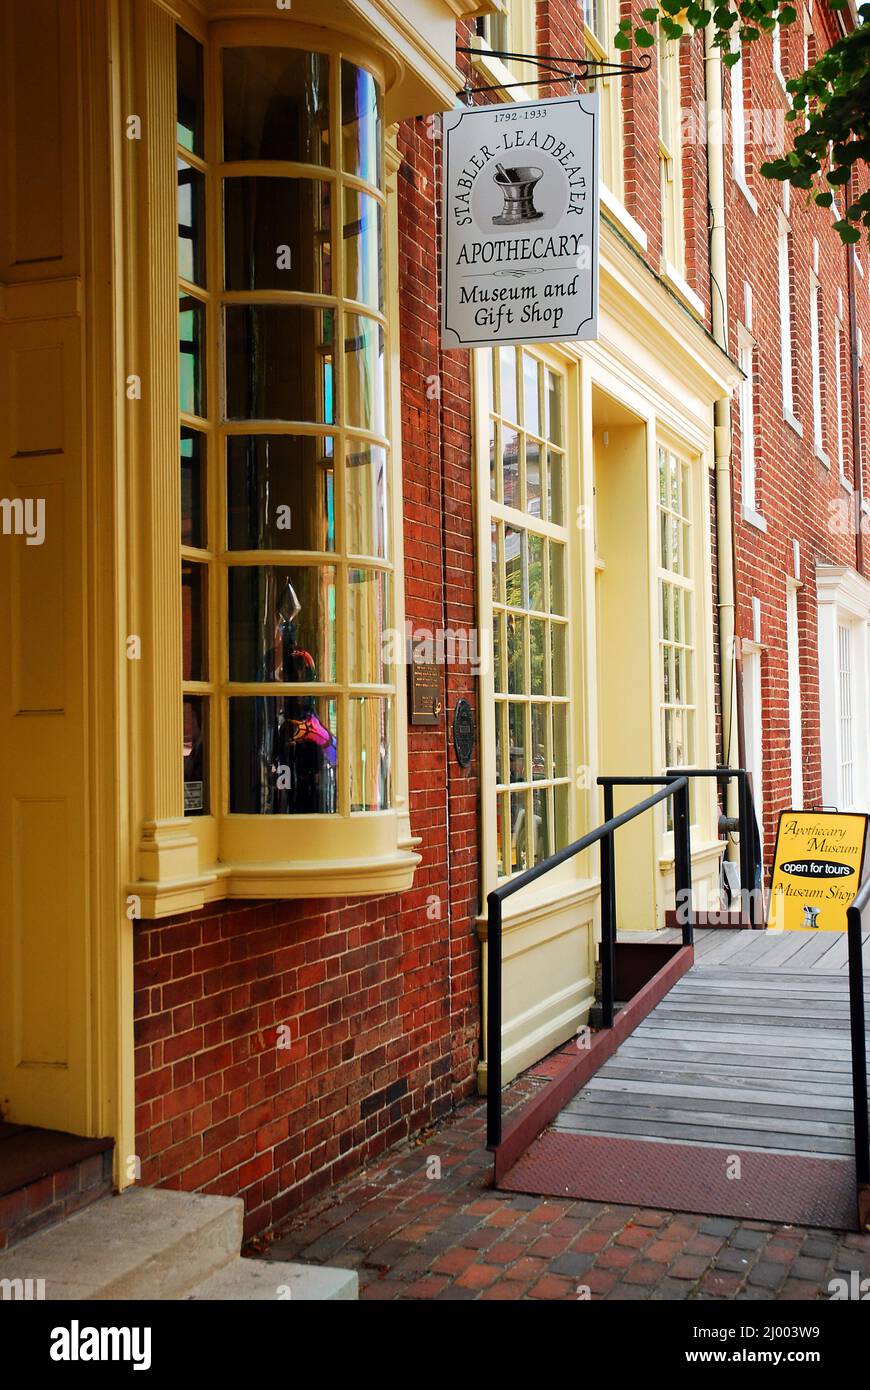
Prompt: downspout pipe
<box><xmin>705</xmin><ymin>30</ymin><xmax>746</xmax><ymax>866</ymax></box>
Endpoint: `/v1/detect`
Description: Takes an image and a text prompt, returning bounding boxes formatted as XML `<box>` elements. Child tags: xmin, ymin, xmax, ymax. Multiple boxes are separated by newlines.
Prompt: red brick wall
<box><xmin>724</xmin><ymin>6</ymin><xmax>870</xmax><ymax>868</ymax></box>
<box><xmin>134</xmin><ymin>110</ymin><xmax>482</xmax><ymax>1240</ymax></box>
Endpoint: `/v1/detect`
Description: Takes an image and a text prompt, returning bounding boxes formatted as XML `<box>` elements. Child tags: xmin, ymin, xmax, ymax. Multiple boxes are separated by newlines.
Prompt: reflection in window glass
<box><xmin>181</xmin><ymin>428</ymin><xmax>205</xmax><ymax>548</ymax></box>
<box><xmin>225</xmin><ymin>306</ymin><xmax>335</xmax><ymax>422</ymax></box>
<box><xmin>182</xmin><ymin>560</ymin><xmax>207</xmax><ymax>681</ymax></box>
<box><xmin>348</xmin><ymin>569</ymin><xmax>389</xmax><ymax>684</ymax></box>
<box><xmin>349</xmin><ymin>697</ymin><xmax>391</xmax><ymax>811</ymax></box>
<box><xmin>343</xmin><ymin>315</ymin><xmax>385</xmax><ymax>433</ymax></box>
<box><xmin>228</xmin><ymin>565</ymin><xmax>337</xmax><ymax>684</ymax></box>
<box><xmin>183</xmin><ymin>694</ymin><xmax>208</xmax><ymax>814</ymax></box>
<box><xmin>179</xmin><ymin>294</ymin><xmax>206</xmax><ymax>417</ymax></box>
<box><xmin>488</xmin><ymin>346</ymin><xmax>572</xmax><ymax>876</ymax></box>
<box><xmin>341</xmin><ymin>60</ymin><xmax>382</xmax><ymax>185</ymax></box>
<box><xmin>343</xmin><ymin>188</ymin><xmax>383</xmax><ymax>311</ymax></box>
<box><xmin>177</xmin><ymin>160</ymin><xmax>205</xmax><ymax>285</ymax></box>
<box><xmin>224</xmin><ymin>178</ymin><xmax>331</xmax><ymax>293</ymax></box>
<box><xmin>657</xmin><ymin>444</ymin><xmax>695</xmax><ymax>787</ymax></box>
<box><xmin>177</xmin><ymin>28</ymin><xmax>204</xmax><ymax>154</ymax></box>
<box><xmin>227</xmin><ymin>435</ymin><xmax>334</xmax><ymax>552</ymax></box>
<box><xmin>346</xmin><ymin>443</ymin><xmax>388</xmax><ymax>558</ymax></box>
<box><xmin>223</xmin><ymin>48</ymin><xmax>329</xmax><ymax>163</ymax></box>
<box><xmin>229</xmin><ymin>695</ymin><xmax>337</xmax><ymax>814</ymax></box>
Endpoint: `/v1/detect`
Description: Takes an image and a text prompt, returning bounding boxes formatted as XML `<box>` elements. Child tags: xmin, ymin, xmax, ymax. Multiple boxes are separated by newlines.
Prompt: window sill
<box><xmin>475</xmin><ymin>876</ymin><xmax>600</xmax><ymax>938</ymax></box>
<box><xmin>742</xmin><ymin>505</ymin><xmax>768</xmax><ymax>533</ymax></box>
<box><xmin>783</xmin><ymin>408</ymin><xmax>803</xmax><ymax>439</ymax></box>
<box><xmin>840</xmin><ymin>474</ymin><xmax>854</xmax><ymax>495</ymax></box>
<box><xmin>734</xmin><ymin>171</ymin><xmax>758</xmax><ymax>216</ymax></box>
<box><xmin>600</xmin><ymin>184</ymin><xmax>647</xmax><ymax>254</ymax></box>
<box><xmin>660</xmin><ymin>260</ymin><xmax>705</xmax><ymax>319</ymax></box>
<box><xmin>814</xmin><ymin>444</ymin><xmax>831</xmax><ymax>469</ymax></box>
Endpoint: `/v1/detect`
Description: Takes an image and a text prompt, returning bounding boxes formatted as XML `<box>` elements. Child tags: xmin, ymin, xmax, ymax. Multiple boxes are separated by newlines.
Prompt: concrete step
<box><xmin>0</xmin><ymin>1187</ymin><xmax>241</xmax><ymax>1300</ymax></box>
<box><xmin>185</xmin><ymin>1257</ymin><xmax>358</xmax><ymax>1301</ymax></box>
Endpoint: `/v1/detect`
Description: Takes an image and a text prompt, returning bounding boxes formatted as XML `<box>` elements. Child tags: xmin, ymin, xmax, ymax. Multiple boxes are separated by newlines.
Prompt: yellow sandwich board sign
<box><xmin>768</xmin><ymin>810</ymin><xmax>870</xmax><ymax>932</ymax></box>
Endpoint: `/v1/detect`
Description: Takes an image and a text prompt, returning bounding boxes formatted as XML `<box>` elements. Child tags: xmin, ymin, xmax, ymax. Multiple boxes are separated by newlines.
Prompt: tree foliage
<box><xmin>614</xmin><ymin>1</ymin><xmax>870</xmax><ymax>242</ymax></box>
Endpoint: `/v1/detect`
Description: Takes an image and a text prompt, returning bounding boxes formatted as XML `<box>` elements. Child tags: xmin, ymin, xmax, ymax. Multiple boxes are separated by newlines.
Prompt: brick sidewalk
<box><xmin>259</xmin><ymin>1086</ymin><xmax>870</xmax><ymax>1301</ymax></box>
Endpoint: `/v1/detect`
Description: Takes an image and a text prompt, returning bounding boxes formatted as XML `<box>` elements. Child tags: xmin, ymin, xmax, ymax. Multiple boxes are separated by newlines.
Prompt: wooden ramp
<box><xmin>499</xmin><ymin>929</ymin><xmax>870</xmax><ymax>1228</ymax></box>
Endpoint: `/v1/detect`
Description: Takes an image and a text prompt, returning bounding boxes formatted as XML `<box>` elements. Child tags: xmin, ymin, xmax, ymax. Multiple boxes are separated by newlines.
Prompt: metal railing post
<box><xmin>673</xmin><ymin>778</ymin><xmax>693</xmax><ymax>946</ymax></box>
<box><xmin>847</xmin><ymin>901</ymin><xmax>870</xmax><ymax>1193</ymax></box>
<box><xmin>486</xmin><ymin>892</ymin><xmax>502</xmax><ymax>1149</ymax></box>
<box><xmin>600</xmin><ymin>783</ymin><xmax>616</xmax><ymax>1029</ymax></box>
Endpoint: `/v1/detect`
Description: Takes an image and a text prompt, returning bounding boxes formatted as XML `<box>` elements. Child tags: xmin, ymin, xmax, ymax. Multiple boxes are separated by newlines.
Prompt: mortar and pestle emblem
<box><xmin>493</xmin><ymin>162</ymin><xmax>544</xmax><ymax>225</ymax></box>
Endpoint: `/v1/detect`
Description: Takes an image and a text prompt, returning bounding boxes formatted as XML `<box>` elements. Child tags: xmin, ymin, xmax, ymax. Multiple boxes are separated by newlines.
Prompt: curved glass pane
<box><xmin>183</xmin><ymin>695</ymin><xmax>208</xmax><ymax>815</ymax></box>
<box><xmin>348</xmin><ymin>568</ymin><xmax>390</xmax><ymax>684</ymax></box>
<box><xmin>178</xmin><ymin>160</ymin><xmax>205</xmax><ymax>285</ymax></box>
<box><xmin>228</xmin><ymin>564</ymin><xmax>336</xmax><ymax>683</ymax></box>
<box><xmin>227</xmin><ymin>435</ymin><xmax>334</xmax><ymax>552</ymax></box>
<box><xmin>179</xmin><ymin>294</ymin><xmax>206</xmax><ymax>417</ymax></box>
<box><xmin>223</xmin><ymin>48</ymin><xmax>329</xmax><ymax>164</ymax></box>
<box><xmin>349</xmin><ymin>697</ymin><xmax>391</xmax><ymax>811</ymax></box>
<box><xmin>343</xmin><ymin>315</ymin><xmax>385</xmax><ymax>433</ymax></box>
<box><xmin>225</xmin><ymin>305</ymin><xmax>334</xmax><ymax>422</ymax></box>
<box><xmin>176</xmin><ymin>29</ymin><xmax>203</xmax><ymax>155</ymax></box>
<box><xmin>343</xmin><ymin>188</ymin><xmax>383</xmax><ymax>311</ymax></box>
<box><xmin>224</xmin><ymin>177</ymin><xmax>331</xmax><ymax>292</ymax></box>
<box><xmin>229</xmin><ymin>695</ymin><xmax>337</xmax><ymax>814</ymax></box>
<box><xmin>341</xmin><ymin>60</ymin><xmax>381</xmax><ymax>185</ymax></box>
<box><xmin>346</xmin><ymin>442</ymin><xmax>387</xmax><ymax>558</ymax></box>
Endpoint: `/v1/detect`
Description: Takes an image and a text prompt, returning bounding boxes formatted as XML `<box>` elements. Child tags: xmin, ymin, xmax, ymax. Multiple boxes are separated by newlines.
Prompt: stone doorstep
<box><xmin>0</xmin><ymin>1186</ymin><xmax>357</xmax><ymax>1301</ymax></box>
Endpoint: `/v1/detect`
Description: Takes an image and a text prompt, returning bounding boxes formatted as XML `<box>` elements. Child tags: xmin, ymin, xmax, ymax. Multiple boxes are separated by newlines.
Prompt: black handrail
<box><xmin>665</xmin><ymin>767</ymin><xmax>760</xmax><ymax>924</ymax></box>
<box><xmin>486</xmin><ymin>775</ymin><xmax>692</xmax><ymax>1149</ymax></box>
<box><xmin>846</xmin><ymin>878</ymin><xmax>870</xmax><ymax>1200</ymax></box>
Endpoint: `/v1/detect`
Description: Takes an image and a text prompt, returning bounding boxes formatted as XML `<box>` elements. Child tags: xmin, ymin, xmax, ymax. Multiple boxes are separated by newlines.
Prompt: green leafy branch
<box><xmin>614</xmin><ymin>1</ymin><xmax>870</xmax><ymax>242</ymax></box>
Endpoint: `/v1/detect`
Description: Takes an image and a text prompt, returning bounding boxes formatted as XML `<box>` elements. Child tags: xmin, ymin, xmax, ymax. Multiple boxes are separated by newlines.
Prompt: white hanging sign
<box><xmin>441</xmin><ymin>93</ymin><xmax>599</xmax><ymax>349</ymax></box>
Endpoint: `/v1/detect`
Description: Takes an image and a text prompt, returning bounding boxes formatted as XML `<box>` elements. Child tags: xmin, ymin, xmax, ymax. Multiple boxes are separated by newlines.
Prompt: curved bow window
<box><xmin>178</xmin><ymin>30</ymin><xmax>393</xmax><ymax>829</ymax></box>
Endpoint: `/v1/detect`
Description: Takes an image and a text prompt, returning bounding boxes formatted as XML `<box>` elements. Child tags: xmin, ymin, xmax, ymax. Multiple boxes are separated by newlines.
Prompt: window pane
<box><xmin>183</xmin><ymin>694</ymin><xmax>208</xmax><ymax>814</ymax></box>
<box><xmin>499</xmin><ymin>347</ymin><xmax>517</xmax><ymax>423</ymax></box>
<box><xmin>528</xmin><ymin>533</ymin><xmax>544</xmax><ymax>611</ymax></box>
<box><xmin>553</xmin><ymin>704</ymin><xmax>568</xmax><ymax>777</ymax></box>
<box><xmin>177</xmin><ymin>160</ymin><xmax>205</xmax><ymax>285</ymax></box>
<box><xmin>495</xmin><ymin>702</ymin><xmax>505</xmax><ymax>785</ymax></box>
<box><xmin>510</xmin><ymin>790</ymin><xmax>529</xmax><ymax>872</ymax></box>
<box><xmin>554</xmin><ymin>782</ymin><xmax>570</xmax><ymax>850</ymax></box>
<box><xmin>551</xmin><ymin>623</ymin><xmax>567</xmax><ymax>696</ymax></box>
<box><xmin>508</xmin><ymin>702</ymin><xmax>526</xmax><ymax>782</ymax></box>
<box><xmin>531</xmin><ymin>704</ymin><xmax>547</xmax><ymax>780</ymax></box>
<box><xmin>545</xmin><ymin>369</ymin><xmax>562</xmax><ymax>445</ymax></box>
<box><xmin>348</xmin><ymin>568</ymin><xmax>390</xmax><ymax>684</ymax></box>
<box><xmin>526</xmin><ymin>438</ymin><xmax>542</xmax><ymax>518</ymax></box>
<box><xmin>182</xmin><ymin>560</ymin><xmax>207</xmax><ymax>680</ymax></box>
<box><xmin>341</xmin><ymin>60</ymin><xmax>382</xmax><ymax>186</ymax></box>
<box><xmin>229</xmin><ymin>695</ymin><xmax>337</xmax><ymax>814</ymax></box>
<box><xmin>529</xmin><ymin>618</ymin><xmax>545</xmax><ymax>694</ymax></box>
<box><xmin>225</xmin><ymin>305</ymin><xmax>334</xmax><ymax>422</ymax></box>
<box><xmin>181</xmin><ymin>428</ymin><xmax>205</xmax><ymax>548</ymax></box>
<box><xmin>343</xmin><ymin>188</ymin><xmax>383</xmax><ymax>311</ymax></box>
<box><xmin>548</xmin><ymin>449</ymin><xmax>565</xmax><ymax>525</ymax></box>
<box><xmin>523</xmin><ymin>353</ymin><xmax>540</xmax><ymax>436</ymax></box>
<box><xmin>223</xmin><ymin>178</ymin><xmax>331</xmax><ymax>292</ymax></box>
<box><xmin>223</xmin><ymin>48</ymin><xmax>329</xmax><ymax>164</ymax></box>
<box><xmin>177</xmin><ymin>28</ymin><xmax>204</xmax><ymax>155</ymax></box>
<box><xmin>549</xmin><ymin>541</ymin><xmax>566</xmax><ymax>615</ymax></box>
<box><xmin>227</xmin><ymin>565</ymin><xmax>336</xmax><ymax>683</ymax></box>
<box><xmin>227</xmin><ymin>435</ymin><xmax>334</xmax><ymax>552</ymax></box>
<box><xmin>346</xmin><ymin>442</ymin><xmax>388</xmax><ymax>558</ymax></box>
<box><xmin>504</xmin><ymin>525</ymin><xmax>523</xmax><ymax>607</ymax></box>
<box><xmin>180</xmin><ymin>294</ymin><xmax>206</xmax><ymax>417</ymax></box>
<box><xmin>493</xmin><ymin>611</ymin><xmax>504</xmax><ymax>694</ymax></box>
<box><xmin>349</xmin><ymin>696</ymin><xmax>391</xmax><ymax>811</ymax></box>
<box><xmin>507</xmin><ymin>614</ymin><xmax>526</xmax><ymax>694</ymax></box>
<box><xmin>502</xmin><ymin>427</ymin><xmax>520</xmax><ymax>509</ymax></box>
<box><xmin>532</xmin><ymin>787</ymin><xmax>551</xmax><ymax>863</ymax></box>
<box><xmin>343</xmin><ymin>315</ymin><xmax>385</xmax><ymax>433</ymax></box>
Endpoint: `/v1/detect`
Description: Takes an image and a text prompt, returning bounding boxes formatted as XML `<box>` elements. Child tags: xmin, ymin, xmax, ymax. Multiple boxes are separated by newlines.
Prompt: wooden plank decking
<box><xmin>553</xmin><ymin>928</ymin><xmax>870</xmax><ymax>1160</ymax></box>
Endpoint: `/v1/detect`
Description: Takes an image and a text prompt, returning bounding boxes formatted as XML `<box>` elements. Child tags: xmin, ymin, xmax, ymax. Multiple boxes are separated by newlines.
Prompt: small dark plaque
<box><xmin>409</xmin><ymin>642</ymin><xmax>443</xmax><ymax>726</ymax></box>
<box><xmin>453</xmin><ymin>699</ymin><xmax>475</xmax><ymax>767</ymax></box>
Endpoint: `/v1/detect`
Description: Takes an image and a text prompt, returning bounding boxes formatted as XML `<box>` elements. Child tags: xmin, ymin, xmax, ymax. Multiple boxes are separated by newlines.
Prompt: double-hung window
<box><xmin>657</xmin><ymin>445</ymin><xmax>695</xmax><ymax>786</ymax></box>
<box><xmin>485</xmin><ymin>346</ymin><xmax>573</xmax><ymax>881</ymax></box>
<box><xmin>657</xmin><ymin>36</ymin><xmax>685</xmax><ymax>276</ymax></box>
<box><xmin>581</xmin><ymin>0</ymin><xmax>623</xmax><ymax>198</ymax></box>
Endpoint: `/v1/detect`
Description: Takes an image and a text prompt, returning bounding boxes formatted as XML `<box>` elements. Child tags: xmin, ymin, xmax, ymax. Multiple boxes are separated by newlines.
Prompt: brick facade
<box><xmin>134</xmin><ymin>1</ymin><xmax>867</xmax><ymax>1235</ymax></box>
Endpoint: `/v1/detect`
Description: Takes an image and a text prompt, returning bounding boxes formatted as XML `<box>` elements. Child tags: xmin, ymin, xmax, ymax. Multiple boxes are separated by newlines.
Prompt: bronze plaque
<box><xmin>409</xmin><ymin>645</ymin><xmax>443</xmax><ymax>726</ymax></box>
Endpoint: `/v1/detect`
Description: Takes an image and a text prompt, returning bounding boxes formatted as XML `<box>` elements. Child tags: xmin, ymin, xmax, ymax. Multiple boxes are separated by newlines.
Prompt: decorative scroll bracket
<box><xmin>456</xmin><ymin>46</ymin><xmax>652</xmax><ymax>101</ymax></box>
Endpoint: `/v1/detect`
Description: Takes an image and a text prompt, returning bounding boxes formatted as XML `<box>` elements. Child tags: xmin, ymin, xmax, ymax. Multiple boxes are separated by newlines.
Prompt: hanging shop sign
<box><xmin>767</xmin><ymin>810</ymin><xmax>870</xmax><ymax>931</ymax></box>
<box><xmin>441</xmin><ymin>93</ymin><xmax>599</xmax><ymax>349</ymax></box>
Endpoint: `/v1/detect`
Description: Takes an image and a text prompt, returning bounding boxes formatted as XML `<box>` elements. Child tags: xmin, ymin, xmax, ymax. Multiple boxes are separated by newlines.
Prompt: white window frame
<box><xmin>581</xmin><ymin>0</ymin><xmax>623</xmax><ymax>200</ymax></box>
<box><xmin>772</xmin><ymin>22</ymin><xmax>786</xmax><ymax>91</ymax></box>
<box><xmin>742</xmin><ymin>642</ymin><xmax>764</xmax><ymax>841</ymax></box>
<box><xmin>475</xmin><ymin>0</ymin><xmax>537</xmax><ymax>87</ymax></box>
<box><xmin>786</xmin><ymin>580</ymin><xmax>803</xmax><ymax>809</ymax></box>
<box><xmin>738</xmin><ymin>323</ymin><xmax>763</xmax><ymax>526</ymax></box>
<box><xmin>730</xmin><ymin>42</ymin><xmax>757</xmax><ymax>213</ymax></box>
<box><xmin>817</xmin><ymin>565</ymin><xmax>870</xmax><ymax>814</ymax></box>
<box><xmin>657</xmin><ymin>34</ymin><xmax>686</xmax><ymax>279</ymax></box>
<box><xmin>777</xmin><ymin>208</ymin><xmax>801</xmax><ymax>434</ymax></box>
<box><xmin>834</xmin><ymin>316</ymin><xmax>848</xmax><ymax>487</ymax></box>
<box><xmin>809</xmin><ymin>269</ymin><xmax>828</xmax><ymax>463</ymax></box>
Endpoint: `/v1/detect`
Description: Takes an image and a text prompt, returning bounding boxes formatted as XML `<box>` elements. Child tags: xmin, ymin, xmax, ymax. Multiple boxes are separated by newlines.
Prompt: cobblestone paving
<box><xmin>261</xmin><ymin>1088</ymin><xmax>870</xmax><ymax>1301</ymax></box>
